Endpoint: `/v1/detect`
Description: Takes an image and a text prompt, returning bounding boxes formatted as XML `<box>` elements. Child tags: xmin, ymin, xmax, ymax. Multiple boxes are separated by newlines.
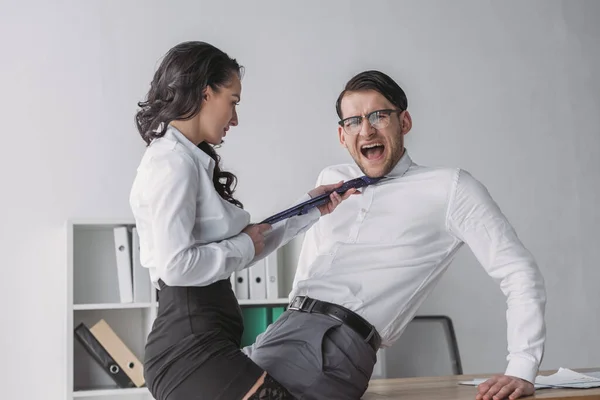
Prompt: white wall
<box><xmin>1</xmin><ymin>0</ymin><xmax>599</xmax><ymax>397</ymax></box>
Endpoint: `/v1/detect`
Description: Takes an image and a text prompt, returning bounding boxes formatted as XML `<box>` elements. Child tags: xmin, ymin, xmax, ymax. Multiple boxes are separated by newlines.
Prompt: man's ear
<box><xmin>401</xmin><ymin>110</ymin><xmax>412</xmax><ymax>135</ymax></box>
<box><xmin>338</xmin><ymin>125</ymin><xmax>347</xmax><ymax>147</ymax></box>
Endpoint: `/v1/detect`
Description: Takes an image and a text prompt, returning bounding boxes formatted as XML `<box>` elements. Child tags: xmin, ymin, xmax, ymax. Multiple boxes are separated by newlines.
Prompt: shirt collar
<box><xmin>164</xmin><ymin>124</ymin><xmax>215</xmax><ymax>174</ymax></box>
<box><xmin>384</xmin><ymin>148</ymin><xmax>413</xmax><ymax>179</ymax></box>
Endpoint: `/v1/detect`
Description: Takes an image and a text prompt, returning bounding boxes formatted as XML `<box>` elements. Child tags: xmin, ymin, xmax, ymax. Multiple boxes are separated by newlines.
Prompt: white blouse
<box><xmin>129</xmin><ymin>125</ymin><xmax>320</xmax><ymax>288</ymax></box>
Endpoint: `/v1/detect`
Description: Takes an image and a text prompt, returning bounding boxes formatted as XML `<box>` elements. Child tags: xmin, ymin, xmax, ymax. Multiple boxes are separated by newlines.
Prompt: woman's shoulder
<box><xmin>136</xmin><ymin>138</ymin><xmax>199</xmax><ymax>181</ymax></box>
<box><xmin>147</xmin><ymin>136</ymin><xmax>196</xmax><ymax>163</ymax></box>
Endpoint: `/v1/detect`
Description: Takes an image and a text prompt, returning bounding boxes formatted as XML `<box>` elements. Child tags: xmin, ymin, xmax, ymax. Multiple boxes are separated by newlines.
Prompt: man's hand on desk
<box><xmin>475</xmin><ymin>375</ymin><xmax>534</xmax><ymax>400</ymax></box>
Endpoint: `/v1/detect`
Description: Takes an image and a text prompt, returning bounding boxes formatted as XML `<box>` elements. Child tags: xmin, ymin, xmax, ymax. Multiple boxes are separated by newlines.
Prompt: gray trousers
<box><xmin>242</xmin><ymin>310</ymin><xmax>377</xmax><ymax>400</ymax></box>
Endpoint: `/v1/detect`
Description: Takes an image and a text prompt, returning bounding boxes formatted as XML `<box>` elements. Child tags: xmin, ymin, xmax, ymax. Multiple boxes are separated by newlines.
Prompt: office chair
<box><xmin>373</xmin><ymin>315</ymin><xmax>463</xmax><ymax>379</ymax></box>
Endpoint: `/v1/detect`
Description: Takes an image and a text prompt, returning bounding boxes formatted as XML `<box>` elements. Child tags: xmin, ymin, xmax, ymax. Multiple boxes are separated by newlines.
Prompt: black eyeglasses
<box><xmin>338</xmin><ymin>109</ymin><xmax>403</xmax><ymax>135</ymax></box>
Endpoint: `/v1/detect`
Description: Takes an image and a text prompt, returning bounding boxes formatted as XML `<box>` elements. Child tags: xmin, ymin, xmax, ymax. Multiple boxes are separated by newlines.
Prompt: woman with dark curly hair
<box><xmin>129</xmin><ymin>41</ymin><xmax>354</xmax><ymax>400</ymax></box>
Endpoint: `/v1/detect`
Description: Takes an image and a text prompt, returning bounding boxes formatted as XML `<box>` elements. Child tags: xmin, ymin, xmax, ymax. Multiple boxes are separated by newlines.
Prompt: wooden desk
<box><xmin>363</xmin><ymin>372</ymin><xmax>600</xmax><ymax>400</ymax></box>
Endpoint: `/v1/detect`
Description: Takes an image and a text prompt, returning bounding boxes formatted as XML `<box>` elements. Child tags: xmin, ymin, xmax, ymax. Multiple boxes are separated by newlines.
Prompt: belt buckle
<box><xmin>288</xmin><ymin>296</ymin><xmax>308</xmax><ymax>311</ymax></box>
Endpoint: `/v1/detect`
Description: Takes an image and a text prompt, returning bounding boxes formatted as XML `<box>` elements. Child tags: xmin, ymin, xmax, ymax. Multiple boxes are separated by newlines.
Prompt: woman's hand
<box><xmin>307</xmin><ymin>181</ymin><xmax>358</xmax><ymax>216</ymax></box>
<box><xmin>242</xmin><ymin>223</ymin><xmax>272</xmax><ymax>256</ymax></box>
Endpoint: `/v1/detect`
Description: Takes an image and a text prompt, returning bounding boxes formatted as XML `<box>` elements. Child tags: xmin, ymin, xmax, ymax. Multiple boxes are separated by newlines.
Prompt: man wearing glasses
<box><xmin>244</xmin><ymin>70</ymin><xmax>546</xmax><ymax>400</ymax></box>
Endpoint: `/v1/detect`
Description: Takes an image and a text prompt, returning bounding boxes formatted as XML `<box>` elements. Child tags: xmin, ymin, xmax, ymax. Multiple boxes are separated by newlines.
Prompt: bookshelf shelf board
<box><xmin>152</xmin><ymin>298</ymin><xmax>289</xmax><ymax>307</ymax></box>
<box><xmin>73</xmin><ymin>387</ymin><xmax>148</xmax><ymax>397</ymax></box>
<box><xmin>73</xmin><ymin>303</ymin><xmax>153</xmax><ymax>311</ymax></box>
<box><xmin>238</xmin><ymin>298</ymin><xmax>289</xmax><ymax>306</ymax></box>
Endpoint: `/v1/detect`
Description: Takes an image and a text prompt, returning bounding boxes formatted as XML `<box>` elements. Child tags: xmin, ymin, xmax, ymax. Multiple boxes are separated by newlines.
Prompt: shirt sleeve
<box><xmin>291</xmin><ymin>169</ymin><xmax>327</xmax><ymax>291</ymax></box>
<box><xmin>446</xmin><ymin>169</ymin><xmax>547</xmax><ymax>384</ymax></box>
<box><xmin>249</xmin><ymin>193</ymin><xmax>321</xmax><ymax>267</ymax></box>
<box><xmin>146</xmin><ymin>152</ymin><xmax>255</xmax><ymax>287</ymax></box>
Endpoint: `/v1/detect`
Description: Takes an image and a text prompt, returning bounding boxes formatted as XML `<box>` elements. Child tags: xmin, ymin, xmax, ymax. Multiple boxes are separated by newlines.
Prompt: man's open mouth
<box><xmin>360</xmin><ymin>143</ymin><xmax>385</xmax><ymax>160</ymax></box>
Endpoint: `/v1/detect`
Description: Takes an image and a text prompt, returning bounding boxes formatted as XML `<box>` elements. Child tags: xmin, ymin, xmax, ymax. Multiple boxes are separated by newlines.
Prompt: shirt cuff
<box><xmin>294</xmin><ymin>192</ymin><xmax>312</xmax><ymax>205</ymax></box>
<box><xmin>231</xmin><ymin>232</ymin><xmax>256</xmax><ymax>266</ymax></box>
<box><xmin>505</xmin><ymin>357</ymin><xmax>539</xmax><ymax>384</ymax></box>
<box><xmin>289</xmin><ymin>193</ymin><xmax>323</xmax><ymax>221</ymax></box>
<box><xmin>288</xmin><ymin>202</ymin><xmax>321</xmax><ymax>225</ymax></box>
<box><xmin>306</xmin><ymin>206</ymin><xmax>321</xmax><ymax>220</ymax></box>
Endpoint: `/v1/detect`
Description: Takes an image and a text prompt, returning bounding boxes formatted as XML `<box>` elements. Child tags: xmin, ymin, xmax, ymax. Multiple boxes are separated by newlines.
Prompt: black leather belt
<box><xmin>288</xmin><ymin>296</ymin><xmax>381</xmax><ymax>352</ymax></box>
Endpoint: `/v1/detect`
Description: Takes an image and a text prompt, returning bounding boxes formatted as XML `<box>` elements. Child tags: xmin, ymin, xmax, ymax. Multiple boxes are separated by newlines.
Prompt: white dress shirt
<box><xmin>129</xmin><ymin>125</ymin><xmax>320</xmax><ymax>288</ymax></box>
<box><xmin>290</xmin><ymin>150</ymin><xmax>546</xmax><ymax>384</ymax></box>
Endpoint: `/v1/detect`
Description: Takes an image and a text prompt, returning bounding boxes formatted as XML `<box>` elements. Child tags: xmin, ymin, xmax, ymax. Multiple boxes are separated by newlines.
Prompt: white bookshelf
<box><xmin>66</xmin><ymin>219</ymin><xmax>292</xmax><ymax>400</ymax></box>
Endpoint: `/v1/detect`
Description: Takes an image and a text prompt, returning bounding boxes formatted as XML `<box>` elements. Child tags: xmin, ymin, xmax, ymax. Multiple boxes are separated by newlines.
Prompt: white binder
<box><xmin>234</xmin><ymin>269</ymin><xmax>249</xmax><ymax>300</ymax></box>
<box><xmin>248</xmin><ymin>260</ymin><xmax>267</xmax><ymax>300</ymax></box>
<box><xmin>113</xmin><ymin>227</ymin><xmax>133</xmax><ymax>303</ymax></box>
<box><xmin>230</xmin><ymin>273</ymin><xmax>237</xmax><ymax>297</ymax></box>
<box><xmin>265</xmin><ymin>252</ymin><xmax>280</xmax><ymax>299</ymax></box>
<box><xmin>131</xmin><ymin>228</ymin><xmax>151</xmax><ymax>303</ymax></box>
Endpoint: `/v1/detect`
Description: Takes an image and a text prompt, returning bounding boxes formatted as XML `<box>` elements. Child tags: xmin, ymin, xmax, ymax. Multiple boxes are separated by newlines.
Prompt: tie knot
<box><xmin>342</xmin><ymin>175</ymin><xmax>385</xmax><ymax>191</ymax></box>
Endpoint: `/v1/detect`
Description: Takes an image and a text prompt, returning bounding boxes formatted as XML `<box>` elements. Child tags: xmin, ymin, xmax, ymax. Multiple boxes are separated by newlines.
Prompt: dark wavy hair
<box><xmin>335</xmin><ymin>70</ymin><xmax>408</xmax><ymax>120</ymax></box>
<box><xmin>135</xmin><ymin>41</ymin><xmax>244</xmax><ymax>208</ymax></box>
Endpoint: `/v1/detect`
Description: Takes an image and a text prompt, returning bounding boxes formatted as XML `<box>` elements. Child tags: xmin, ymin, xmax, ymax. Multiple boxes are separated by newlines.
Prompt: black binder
<box><xmin>74</xmin><ymin>322</ymin><xmax>135</xmax><ymax>388</ymax></box>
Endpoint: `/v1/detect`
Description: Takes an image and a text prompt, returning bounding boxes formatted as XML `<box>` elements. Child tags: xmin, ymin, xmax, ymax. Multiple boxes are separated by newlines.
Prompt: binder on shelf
<box><xmin>234</xmin><ymin>269</ymin><xmax>249</xmax><ymax>300</ymax></box>
<box><xmin>241</xmin><ymin>307</ymin><xmax>269</xmax><ymax>347</ymax></box>
<box><xmin>113</xmin><ymin>227</ymin><xmax>133</xmax><ymax>303</ymax></box>
<box><xmin>74</xmin><ymin>323</ymin><xmax>135</xmax><ymax>389</ymax></box>
<box><xmin>240</xmin><ymin>306</ymin><xmax>286</xmax><ymax>348</ymax></box>
<box><xmin>131</xmin><ymin>228</ymin><xmax>151</xmax><ymax>303</ymax></box>
<box><xmin>265</xmin><ymin>252</ymin><xmax>279</xmax><ymax>300</ymax></box>
<box><xmin>90</xmin><ymin>319</ymin><xmax>145</xmax><ymax>388</ymax></box>
<box><xmin>230</xmin><ymin>273</ymin><xmax>237</xmax><ymax>297</ymax></box>
<box><xmin>249</xmin><ymin>260</ymin><xmax>267</xmax><ymax>300</ymax></box>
